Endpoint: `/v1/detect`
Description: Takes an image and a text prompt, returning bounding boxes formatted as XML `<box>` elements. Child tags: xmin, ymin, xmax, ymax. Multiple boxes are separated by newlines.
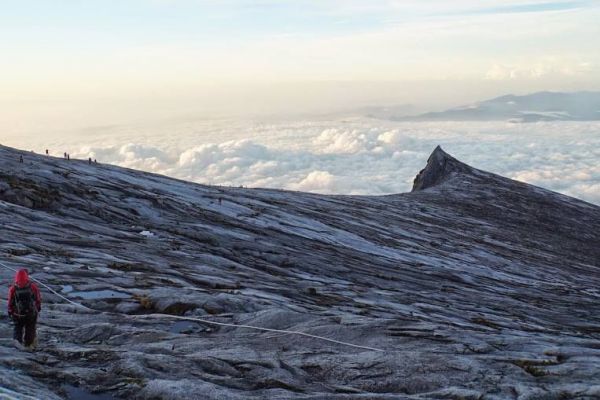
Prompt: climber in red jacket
<box><xmin>7</xmin><ymin>269</ymin><xmax>41</xmax><ymax>348</ymax></box>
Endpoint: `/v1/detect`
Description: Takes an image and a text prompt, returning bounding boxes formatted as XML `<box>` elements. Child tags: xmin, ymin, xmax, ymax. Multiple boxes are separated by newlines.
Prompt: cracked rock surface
<box><xmin>1</xmin><ymin>144</ymin><xmax>599</xmax><ymax>399</ymax></box>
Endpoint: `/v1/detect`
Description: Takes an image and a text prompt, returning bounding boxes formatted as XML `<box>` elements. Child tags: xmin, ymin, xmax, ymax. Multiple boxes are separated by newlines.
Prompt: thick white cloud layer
<box><xmin>15</xmin><ymin>119</ymin><xmax>599</xmax><ymax>204</ymax></box>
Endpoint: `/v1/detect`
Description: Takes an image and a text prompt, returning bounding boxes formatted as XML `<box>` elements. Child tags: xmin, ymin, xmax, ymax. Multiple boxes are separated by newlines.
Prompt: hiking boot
<box><xmin>25</xmin><ymin>337</ymin><xmax>38</xmax><ymax>351</ymax></box>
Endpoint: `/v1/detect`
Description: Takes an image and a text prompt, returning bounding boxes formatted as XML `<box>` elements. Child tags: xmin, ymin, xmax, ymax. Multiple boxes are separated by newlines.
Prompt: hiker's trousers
<box><xmin>13</xmin><ymin>313</ymin><xmax>37</xmax><ymax>347</ymax></box>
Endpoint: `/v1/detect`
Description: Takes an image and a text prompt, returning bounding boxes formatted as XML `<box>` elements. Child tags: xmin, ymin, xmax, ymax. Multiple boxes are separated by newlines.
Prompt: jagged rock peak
<box><xmin>411</xmin><ymin>146</ymin><xmax>473</xmax><ymax>192</ymax></box>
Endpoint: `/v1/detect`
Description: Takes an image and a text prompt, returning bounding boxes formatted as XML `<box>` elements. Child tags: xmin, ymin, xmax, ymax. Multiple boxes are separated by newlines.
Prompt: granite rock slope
<box><xmin>0</xmin><ymin>144</ymin><xmax>599</xmax><ymax>399</ymax></box>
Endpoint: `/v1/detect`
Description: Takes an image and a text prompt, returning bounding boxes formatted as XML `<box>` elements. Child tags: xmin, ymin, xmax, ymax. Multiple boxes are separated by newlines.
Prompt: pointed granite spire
<box><xmin>411</xmin><ymin>146</ymin><xmax>473</xmax><ymax>192</ymax></box>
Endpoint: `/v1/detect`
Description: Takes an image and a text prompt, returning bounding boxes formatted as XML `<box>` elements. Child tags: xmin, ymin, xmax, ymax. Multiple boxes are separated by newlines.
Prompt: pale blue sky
<box><xmin>3</xmin><ymin>1</ymin><xmax>595</xmax><ymax>42</ymax></box>
<box><xmin>1</xmin><ymin>0</ymin><xmax>600</xmax><ymax>133</ymax></box>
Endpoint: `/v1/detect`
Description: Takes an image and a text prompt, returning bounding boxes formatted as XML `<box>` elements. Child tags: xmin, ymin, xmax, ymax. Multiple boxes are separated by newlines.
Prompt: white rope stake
<box><xmin>0</xmin><ymin>259</ymin><xmax>384</xmax><ymax>352</ymax></box>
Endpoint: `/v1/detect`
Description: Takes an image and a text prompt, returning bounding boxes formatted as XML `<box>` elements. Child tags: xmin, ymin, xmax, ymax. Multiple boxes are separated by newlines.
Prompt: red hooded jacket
<box><xmin>7</xmin><ymin>269</ymin><xmax>41</xmax><ymax>317</ymax></box>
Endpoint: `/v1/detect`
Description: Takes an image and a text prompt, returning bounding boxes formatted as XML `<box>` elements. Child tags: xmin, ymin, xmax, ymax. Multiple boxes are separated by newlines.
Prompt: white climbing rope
<box><xmin>0</xmin><ymin>260</ymin><xmax>92</xmax><ymax>311</ymax></box>
<box><xmin>0</xmin><ymin>259</ymin><xmax>384</xmax><ymax>352</ymax></box>
<box><xmin>135</xmin><ymin>313</ymin><xmax>384</xmax><ymax>352</ymax></box>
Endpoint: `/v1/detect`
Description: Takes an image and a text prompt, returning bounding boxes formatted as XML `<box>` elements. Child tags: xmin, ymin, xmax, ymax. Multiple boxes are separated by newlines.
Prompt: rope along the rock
<box><xmin>0</xmin><ymin>260</ymin><xmax>93</xmax><ymax>311</ymax></box>
<box><xmin>0</xmin><ymin>260</ymin><xmax>384</xmax><ymax>352</ymax></box>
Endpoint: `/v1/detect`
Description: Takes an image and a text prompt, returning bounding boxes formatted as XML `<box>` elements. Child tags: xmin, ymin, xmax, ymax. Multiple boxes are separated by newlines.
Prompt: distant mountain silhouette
<box><xmin>398</xmin><ymin>91</ymin><xmax>600</xmax><ymax>122</ymax></box>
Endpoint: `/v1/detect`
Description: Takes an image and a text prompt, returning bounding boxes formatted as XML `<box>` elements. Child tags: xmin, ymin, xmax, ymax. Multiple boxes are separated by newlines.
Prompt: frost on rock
<box><xmin>0</xmin><ymin>144</ymin><xmax>599</xmax><ymax>399</ymax></box>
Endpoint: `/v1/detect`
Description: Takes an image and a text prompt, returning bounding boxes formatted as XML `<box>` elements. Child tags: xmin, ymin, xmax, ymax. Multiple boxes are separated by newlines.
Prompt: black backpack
<box><xmin>13</xmin><ymin>284</ymin><xmax>36</xmax><ymax>316</ymax></box>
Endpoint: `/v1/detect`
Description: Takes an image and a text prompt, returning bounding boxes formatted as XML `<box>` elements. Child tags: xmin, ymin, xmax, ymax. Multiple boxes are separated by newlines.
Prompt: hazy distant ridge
<box><xmin>398</xmin><ymin>91</ymin><xmax>600</xmax><ymax>122</ymax></box>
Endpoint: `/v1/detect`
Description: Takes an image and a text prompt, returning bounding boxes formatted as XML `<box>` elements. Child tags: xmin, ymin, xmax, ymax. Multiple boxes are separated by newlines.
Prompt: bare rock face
<box><xmin>411</xmin><ymin>145</ymin><xmax>473</xmax><ymax>191</ymax></box>
<box><xmin>0</xmin><ymin>172</ymin><xmax>60</xmax><ymax>209</ymax></box>
<box><xmin>0</xmin><ymin>144</ymin><xmax>599</xmax><ymax>400</ymax></box>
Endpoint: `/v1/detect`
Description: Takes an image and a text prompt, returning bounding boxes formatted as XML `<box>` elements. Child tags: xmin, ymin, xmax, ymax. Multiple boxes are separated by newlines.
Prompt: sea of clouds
<box><xmin>19</xmin><ymin>118</ymin><xmax>600</xmax><ymax>205</ymax></box>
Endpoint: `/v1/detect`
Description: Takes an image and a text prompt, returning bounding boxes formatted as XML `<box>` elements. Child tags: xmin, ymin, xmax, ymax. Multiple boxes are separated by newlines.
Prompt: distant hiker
<box><xmin>88</xmin><ymin>157</ymin><xmax>92</xmax><ymax>165</ymax></box>
<box><xmin>67</xmin><ymin>154</ymin><xmax>70</xmax><ymax>161</ymax></box>
<box><xmin>19</xmin><ymin>155</ymin><xmax>23</xmax><ymax>163</ymax></box>
<box><xmin>45</xmin><ymin>149</ymin><xmax>49</xmax><ymax>156</ymax></box>
<box><xmin>94</xmin><ymin>159</ymin><xmax>97</xmax><ymax>164</ymax></box>
<box><xmin>64</xmin><ymin>152</ymin><xmax>67</xmax><ymax>159</ymax></box>
<box><xmin>7</xmin><ymin>269</ymin><xmax>42</xmax><ymax>348</ymax></box>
